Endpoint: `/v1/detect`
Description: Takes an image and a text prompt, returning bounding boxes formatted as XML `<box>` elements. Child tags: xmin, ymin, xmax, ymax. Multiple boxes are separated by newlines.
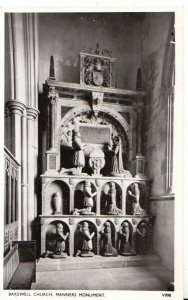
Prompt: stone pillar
<box><xmin>50</xmin><ymin>98</ymin><xmax>56</xmax><ymax>150</ymax></box>
<box><xmin>21</xmin><ymin>111</ymin><xmax>28</xmax><ymax>240</ymax></box>
<box><xmin>121</xmin><ymin>181</ymin><xmax>127</xmax><ymax>215</ymax></box>
<box><xmin>27</xmin><ymin>107</ymin><xmax>39</xmax><ymax>240</ymax></box>
<box><xmin>96</xmin><ymin>190</ymin><xmax>100</xmax><ymax>215</ymax></box>
<box><xmin>136</xmin><ymin>106</ymin><xmax>143</xmax><ymax>155</ymax></box>
<box><xmin>7</xmin><ymin>100</ymin><xmax>25</xmax><ymax>238</ymax></box>
<box><xmin>135</xmin><ymin>106</ymin><xmax>147</xmax><ymax>179</ymax></box>
<box><xmin>45</xmin><ymin>94</ymin><xmax>58</xmax><ymax>174</ymax></box>
<box><xmin>7</xmin><ymin>100</ymin><xmax>25</xmax><ymax>163</ymax></box>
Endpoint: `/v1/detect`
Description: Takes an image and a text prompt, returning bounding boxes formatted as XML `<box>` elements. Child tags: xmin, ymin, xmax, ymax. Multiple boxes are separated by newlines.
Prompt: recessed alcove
<box><xmin>45</xmin><ymin>220</ymin><xmax>70</xmax><ymax>255</ymax></box>
<box><xmin>100</xmin><ymin>182</ymin><xmax>122</xmax><ymax>215</ymax></box>
<box><xmin>126</xmin><ymin>182</ymin><xmax>146</xmax><ymax>215</ymax></box>
<box><xmin>74</xmin><ymin>220</ymin><xmax>98</xmax><ymax>255</ymax></box>
<box><xmin>118</xmin><ymin>220</ymin><xmax>134</xmax><ymax>254</ymax></box>
<box><xmin>45</xmin><ymin>180</ymin><xmax>70</xmax><ymax>215</ymax></box>
<box><xmin>100</xmin><ymin>220</ymin><xmax>116</xmax><ymax>255</ymax></box>
<box><xmin>136</xmin><ymin>220</ymin><xmax>150</xmax><ymax>255</ymax></box>
<box><xmin>74</xmin><ymin>181</ymin><xmax>97</xmax><ymax>213</ymax></box>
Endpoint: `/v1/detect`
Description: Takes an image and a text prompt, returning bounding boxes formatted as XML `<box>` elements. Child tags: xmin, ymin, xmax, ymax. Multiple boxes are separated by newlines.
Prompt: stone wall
<box><xmin>38</xmin><ymin>13</ymin><xmax>143</xmax><ymax>92</ymax></box>
<box><xmin>141</xmin><ymin>12</ymin><xmax>175</xmax><ymax>271</ymax></box>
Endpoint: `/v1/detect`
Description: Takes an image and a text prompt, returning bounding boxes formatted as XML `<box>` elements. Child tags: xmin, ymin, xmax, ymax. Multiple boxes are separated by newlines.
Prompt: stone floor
<box><xmin>31</xmin><ymin>265</ymin><xmax>173</xmax><ymax>290</ymax></box>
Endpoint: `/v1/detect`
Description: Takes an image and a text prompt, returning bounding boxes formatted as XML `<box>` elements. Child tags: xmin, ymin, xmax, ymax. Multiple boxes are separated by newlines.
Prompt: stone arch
<box><xmin>44</xmin><ymin>179</ymin><xmax>70</xmax><ymax>215</ymax></box>
<box><xmin>58</xmin><ymin>105</ymin><xmax>132</xmax><ymax>167</ymax></box>
<box><xmin>126</xmin><ymin>182</ymin><xmax>146</xmax><ymax>215</ymax></box>
<box><xmin>100</xmin><ymin>181</ymin><xmax>122</xmax><ymax>215</ymax></box>
<box><xmin>74</xmin><ymin>180</ymin><xmax>97</xmax><ymax>213</ymax></box>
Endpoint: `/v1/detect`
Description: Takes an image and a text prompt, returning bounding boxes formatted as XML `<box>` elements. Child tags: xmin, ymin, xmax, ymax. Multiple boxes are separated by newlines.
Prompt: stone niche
<box><xmin>126</xmin><ymin>182</ymin><xmax>147</xmax><ymax>215</ymax></box>
<box><xmin>44</xmin><ymin>180</ymin><xmax>70</xmax><ymax>215</ymax></box>
<box><xmin>74</xmin><ymin>181</ymin><xmax>97</xmax><ymax>214</ymax></box>
<box><xmin>100</xmin><ymin>181</ymin><xmax>122</xmax><ymax>215</ymax></box>
<box><xmin>74</xmin><ymin>220</ymin><xmax>98</xmax><ymax>256</ymax></box>
<box><xmin>45</xmin><ymin>220</ymin><xmax>70</xmax><ymax>255</ymax></box>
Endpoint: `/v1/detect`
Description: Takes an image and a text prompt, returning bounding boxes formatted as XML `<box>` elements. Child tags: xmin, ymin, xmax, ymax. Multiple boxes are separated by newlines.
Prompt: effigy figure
<box><xmin>119</xmin><ymin>222</ymin><xmax>136</xmax><ymax>256</ymax></box>
<box><xmin>72</xmin><ymin>129</ymin><xmax>85</xmax><ymax>174</ymax></box>
<box><xmin>76</xmin><ymin>222</ymin><xmax>95</xmax><ymax>257</ymax></box>
<box><xmin>108</xmin><ymin>135</ymin><xmax>132</xmax><ymax>177</ymax></box>
<box><xmin>136</xmin><ymin>222</ymin><xmax>148</xmax><ymax>254</ymax></box>
<box><xmin>73</xmin><ymin>181</ymin><xmax>96</xmax><ymax>215</ymax></box>
<box><xmin>60</xmin><ymin>126</ymin><xmax>86</xmax><ymax>175</ymax></box>
<box><xmin>51</xmin><ymin>223</ymin><xmax>69</xmax><ymax>258</ymax></box>
<box><xmin>101</xmin><ymin>183</ymin><xmax>111</xmax><ymax>214</ymax></box>
<box><xmin>107</xmin><ymin>182</ymin><xmax>123</xmax><ymax>215</ymax></box>
<box><xmin>128</xmin><ymin>183</ymin><xmax>146</xmax><ymax>215</ymax></box>
<box><xmin>100</xmin><ymin>222</ymin><xmax>118</xmax><ymax>257</ymax></box>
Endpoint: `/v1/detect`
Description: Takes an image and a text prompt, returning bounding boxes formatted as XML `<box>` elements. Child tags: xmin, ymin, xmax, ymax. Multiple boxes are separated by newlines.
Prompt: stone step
<box><xmin>36</xmin><ymin>254</ymin><xmax>161</xmax><ymax>272</ymax></box>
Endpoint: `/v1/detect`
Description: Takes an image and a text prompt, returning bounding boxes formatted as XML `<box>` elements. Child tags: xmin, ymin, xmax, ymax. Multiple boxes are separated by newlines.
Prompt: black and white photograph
<box><xmin>1</xmin><ymin>5</ymin><xmax>185</xmax><ymax>300</ymax></box>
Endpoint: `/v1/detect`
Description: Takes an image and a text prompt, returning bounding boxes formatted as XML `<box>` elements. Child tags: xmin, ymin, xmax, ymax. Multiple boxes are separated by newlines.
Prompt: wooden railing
<box><xmin>4</xmin><ymin>147</ymin><xmax>20</xmax><ymax>256</ymax></box>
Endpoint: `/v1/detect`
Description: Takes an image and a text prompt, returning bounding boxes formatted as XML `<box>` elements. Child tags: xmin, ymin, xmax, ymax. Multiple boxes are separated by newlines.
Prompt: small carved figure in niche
<box><xmin>119</xmin><ymin>222</ymin><xmax>136</xmax><ymax>256</ymax></box>
<box><xmin>83</xmin><ymin>181</ymin><xmax>97</xmax><ymax>213</ymax></box>
<box><xmin>72</xmin><ymin>129</ymin><xmax>85</xmax><ymax>174</ymax></box>
<box><xmin>107</xmin><ymin>182</ymin><xmax>123</xmax><ymax>215</ymax></box>
<box><xmin>76</xmin><ymin>222</ymin><xmax>95</xmax><ymax>257</ymax></box>
<box><xmin>89</xmin><ymin>148</ymin><xmax>105</xmax><ymax>176</ymax></box>
<box><xmin>73</xmin><ymin>181</ymin><xmax>96</xmax><ymax>215</ymax></box>
<box><xmin>128</xmin><ymin>183</ymin><xmax>146</xmax><ymax>215</ymax></box>
<box><xmin>102</xmin><ymin>182</ymin><xmax>122</xmax><ymax>215</ymax></box>
<box><xmin>53</xmin><ymin>192</ymin><xmax>62</xmax><ymax>215</ymax></box>
<box><xmin>100</xmin><ymin>222</ymin><xmax>118</xmax><ymax>257</ymax></box>
<box><xmin>136</xmin><ymin>222</ymin><xmax>148</xmax><ymax>254</ymax></box>
<box><xmin>51</xmin><ymin>223</ymin><xmax>69</xmax><ymax>258</ymax></box>
<box><xmin>108</xmin><ymin>135</ymin><xmax>132</xmax><ymax>177</ymax></box>
<box><xmin>101</xmin><ymin>183</ymin><xmax>111</xmax><ymax>214</ymax></box>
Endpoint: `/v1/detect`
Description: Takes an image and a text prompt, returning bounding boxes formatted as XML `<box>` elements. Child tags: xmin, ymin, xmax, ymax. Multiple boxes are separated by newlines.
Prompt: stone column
<box><xmin>7</xmin><ymin>100</ymin><xmax>25</xmax><ymax>238</ymax></box>
<box><xmin>45</xmin><ymin>92</ymin><xmax>58</xmax><ymax>174</ymax></box>
<box><xmin>136</xmin><ymin>106</ymin><xmax>143</xmax><ymax>155</ymax></box>
<box><xmin>21</xmin><ymin>110</ymin><xmax>28</xmax><ymax>240</ymax></box>
<box><xmin>50</xmin><ymin>98</ymin><xmax>56</xmax><ymax>150</ymax></box>
<box><xmin>27</xmin><ymin>107</ymin><xmax>39</xmax><ymax>240</ymax></box>
<box><xmin>135</xmin><ymin>105</ymin><xmax>147</xmax><ymax>179</ymax></box>
<box><xmin>121</xmin><ymin>180</ymin><xmax>127</xmax><ymax>215</ymax></box>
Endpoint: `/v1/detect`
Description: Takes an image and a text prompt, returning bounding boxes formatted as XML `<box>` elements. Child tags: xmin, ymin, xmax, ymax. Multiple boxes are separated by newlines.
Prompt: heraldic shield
<box><xmin>93</xmin><ymin>71</ymin><xmax>104</xmax><ymax>86</ymax></box>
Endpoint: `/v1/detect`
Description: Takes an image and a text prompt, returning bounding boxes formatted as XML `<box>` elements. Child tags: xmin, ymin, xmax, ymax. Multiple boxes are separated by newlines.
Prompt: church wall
<box><xmin>150</xmin><ymin>199</ymin><xmax>174</xmax><ymax>271</ymax></box>
<box><xmin>141</xmin><ymin>12</ymin><xmax>174</xmax><ymax>271</ymax></box>
<box><xmin>141</xmin><ymin>12</ymin><xmax>174</xmax><ymax>195</ymax></box>
<box><xmin>38</xmin><ymin>13</ymin><xmax>143</xmax><ymax>92</ymax></box>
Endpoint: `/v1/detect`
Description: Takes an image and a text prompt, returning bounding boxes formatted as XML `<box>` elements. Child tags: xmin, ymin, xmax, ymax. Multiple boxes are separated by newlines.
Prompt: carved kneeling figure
<box><xmin>76</xmin><ymin>222</ymin><xmax>95</xmax><ymax>257</ymax></box>
<box><xmin>51</xmin><ymin>223</ymin><xmax>69</xmax><ymax>258</ymax></box>
<box><xmin>119</xmin><ymin>222</ymin><xmax>136</xmax><ymax>256</ymax></box>
<box><xmin>100</xmin><ymin>222</ymin><xmax>118</xmax><ymax>257</ymax></box>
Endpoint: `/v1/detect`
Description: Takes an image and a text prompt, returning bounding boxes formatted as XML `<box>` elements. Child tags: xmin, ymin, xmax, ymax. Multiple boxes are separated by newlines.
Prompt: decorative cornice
<box><xmin>45</xmin><ymin>80</ymin><xmax>147</xmax><ymax>104</ymax></box>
